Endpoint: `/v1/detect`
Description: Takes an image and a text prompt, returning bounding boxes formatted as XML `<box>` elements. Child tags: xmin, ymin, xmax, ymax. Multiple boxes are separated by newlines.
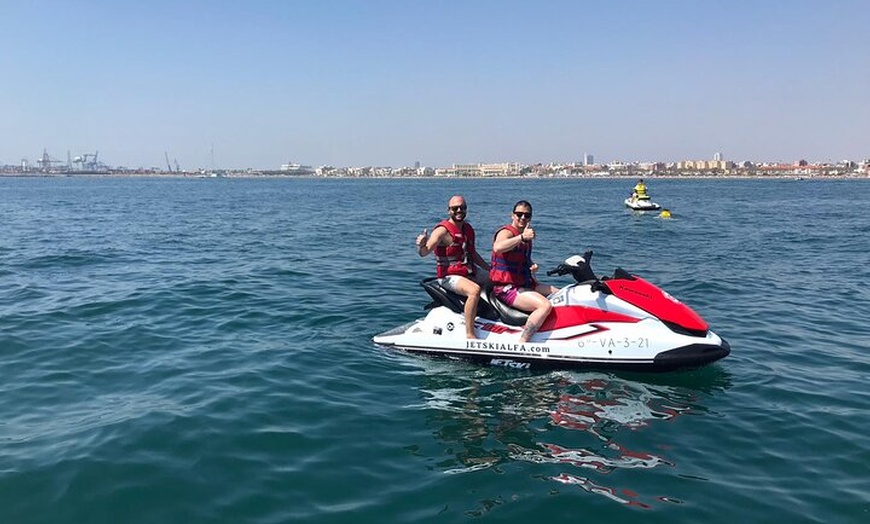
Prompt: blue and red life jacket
<box><xmin>489</xmin><ymin>224</ymin><xmax>535</xmax><ymax>288</ymax></box>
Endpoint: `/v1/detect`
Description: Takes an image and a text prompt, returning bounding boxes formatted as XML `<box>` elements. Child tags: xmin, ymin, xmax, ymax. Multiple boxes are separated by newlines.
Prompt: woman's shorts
<box><xmin>493</xmin><ymin>284</ymin><xmax>520</xmax><ymax>306</ymax></box>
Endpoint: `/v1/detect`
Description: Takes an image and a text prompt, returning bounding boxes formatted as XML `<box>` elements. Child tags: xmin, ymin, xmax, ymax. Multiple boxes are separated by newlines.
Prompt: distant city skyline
<box><xmin>6</xmin><ymin>149</ymin><xmax>870</xmax><ymax>173</ymax></box>
<box><xmin>6</xmin><ymin>148</ymin><xmax>868</xmax><ymax>172</ymax></box>
<box><xmin>3</xmin><ymin>1</ymin><xmax>868</xmax><ymax>169</ymax></box>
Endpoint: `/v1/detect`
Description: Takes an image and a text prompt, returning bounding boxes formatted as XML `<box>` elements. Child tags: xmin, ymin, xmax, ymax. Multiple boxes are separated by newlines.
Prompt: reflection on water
<box><xmin>548</xmin><ymin>374</ymin><xmax>704</xmax><ymax>441</ymax></box>
<box><xmin>416</xmin><ymin>361</ymin><xmax>731</xmax><ymax>509</ymax></box>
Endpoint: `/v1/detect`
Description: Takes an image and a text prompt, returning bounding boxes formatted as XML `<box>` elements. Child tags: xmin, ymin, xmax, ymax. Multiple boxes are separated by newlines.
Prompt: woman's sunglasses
<box><xmin>514</xmin><ymin>211</ymin><xmax>531</xmax><ymax>219</ymax></box>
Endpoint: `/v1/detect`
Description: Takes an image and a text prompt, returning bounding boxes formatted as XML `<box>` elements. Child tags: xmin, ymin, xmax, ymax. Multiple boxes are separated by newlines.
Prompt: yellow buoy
<box><xmin>660</xmin><ymin>209</ymin><xmax>672</xmax><ymax>219</ymax></box>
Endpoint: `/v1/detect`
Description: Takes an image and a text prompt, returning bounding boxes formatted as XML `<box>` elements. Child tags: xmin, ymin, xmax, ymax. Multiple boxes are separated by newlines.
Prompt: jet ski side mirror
<box><xmin>591</xmin><ymin>280</ymin><xmax>612</xmax><ymax>294</ymax></box>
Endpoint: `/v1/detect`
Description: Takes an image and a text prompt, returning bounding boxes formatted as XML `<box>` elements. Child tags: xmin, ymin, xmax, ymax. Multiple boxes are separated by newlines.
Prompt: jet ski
<box><xmin>624</xmin><ymin>196</ymin><xmax>662</xmax><ymax>211</ymax></box>
<box><xmin>373</xmin><ymin>252</ymin><xmax>729</xmax><ymax>372</ymax></box>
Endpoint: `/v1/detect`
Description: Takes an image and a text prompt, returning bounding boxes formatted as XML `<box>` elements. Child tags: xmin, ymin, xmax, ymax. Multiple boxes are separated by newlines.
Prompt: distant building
<box><xmin>713</xmin><ymin>152</ymin><xmax>723</xmax><ymax>161</ymax></box>
<box><xmin>435</xmin><ymin>162</ymin><xmax>520</xmax><ymax>177</ymax></box>
<box><xmin>583</xmin><ymin>153</ymin><xmax>594</xmax><ymax>166</ymax></box>
<box><xmin>678</xmin><ymin>159</ymin><xmax>734</xmax><ymax>170</ymax></box>
<box><xmin>281</xmin><ymin>162</ymin><xmax>314</xmax><ymax>174</ymax></box>
<box><xmin>639</xmin><ymin>162</ymin><xmax>666</xmax><ymax>172</ymax></box>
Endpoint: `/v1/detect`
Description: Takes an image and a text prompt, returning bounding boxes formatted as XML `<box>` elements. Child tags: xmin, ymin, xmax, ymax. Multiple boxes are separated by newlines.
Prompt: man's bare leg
<box><xmin>452</xmin><ymin>277</ymin><xmax>482</xmax><ymax>339</ymax></box>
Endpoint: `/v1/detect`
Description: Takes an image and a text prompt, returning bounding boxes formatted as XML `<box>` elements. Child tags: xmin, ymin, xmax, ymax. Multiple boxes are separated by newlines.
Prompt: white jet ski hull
<box><xmin>625</xmin><ymin>198</ymin><xmax>662</xmax><ymax>211</ymax></box>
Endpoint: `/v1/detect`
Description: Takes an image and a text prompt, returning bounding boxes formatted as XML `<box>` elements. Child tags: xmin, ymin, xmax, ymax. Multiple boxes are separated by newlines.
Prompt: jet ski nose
<box><xmin>653</xmin><ymin>339</ymin><xmax>731</xmax><ymax>371</ymax></box>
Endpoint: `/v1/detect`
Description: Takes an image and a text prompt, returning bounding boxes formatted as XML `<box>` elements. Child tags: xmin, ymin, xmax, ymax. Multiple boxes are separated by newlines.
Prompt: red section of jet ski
<box><xmin>540</xmin><ymin>306</ymin><xmax>639</xmax><ymax>332</ymax></box>
<box><xmin>605</xmin><ymin>276</ymin><xmax>708</xmax><ymax>332</ymax></box>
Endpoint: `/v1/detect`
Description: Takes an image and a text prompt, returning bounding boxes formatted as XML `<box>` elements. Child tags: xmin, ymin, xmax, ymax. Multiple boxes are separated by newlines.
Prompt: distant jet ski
<box><xmin>373</xmin><ymin>251</ymin><xmax>730</xmax><ymax>372</ymax></box>
<box><xmin>625</xmin><ymin>196</ymin><xmax>662</xmax><ymax>211</ymax></box>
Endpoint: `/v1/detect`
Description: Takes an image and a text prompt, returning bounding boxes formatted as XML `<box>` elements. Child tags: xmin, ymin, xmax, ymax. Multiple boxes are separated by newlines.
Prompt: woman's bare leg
<box><xmin>511</xmin><ymin>290</ymin><xmax>553</xmax><ymax>343</ymax></box>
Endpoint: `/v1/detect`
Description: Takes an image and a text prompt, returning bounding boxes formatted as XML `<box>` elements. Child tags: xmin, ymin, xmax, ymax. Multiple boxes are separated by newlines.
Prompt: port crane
<box><xmin>164</xmin><ymin>152</ymin><xmax>182</xmax><ymax>173</ymax></box>
<box><xmin>73</xmin><ymin>151</ymin><xmax>100</xmax><ymax>170</ymax></box>
<box><xmin>36</xmin><ymin>149</ymin><xmax>65</xmax><ymax>172</ymax></box>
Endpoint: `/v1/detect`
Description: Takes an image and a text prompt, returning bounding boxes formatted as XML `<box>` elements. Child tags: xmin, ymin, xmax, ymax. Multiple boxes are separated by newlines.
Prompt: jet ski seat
<box><xmin>420</xmin><ymin>277</ymin><xmax>529</xmax><ymax>326</ymax></box>
<box><xmin>480</xmin><ymin>284</ymin><xmax>530</xmax><ymax>327</ymax></box>
<box><xmin>421</xmin><ymin>277</ymin><xmax>464</xmax><ymax>315</ymax></box>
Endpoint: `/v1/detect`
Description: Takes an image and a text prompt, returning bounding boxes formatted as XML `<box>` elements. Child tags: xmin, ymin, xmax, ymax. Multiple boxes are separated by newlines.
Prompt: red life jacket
<box><xmin>489</xmin><ymin>225</ymin><xmax>535</xmax><ymax>288</ymax></box>
<box><xmin>433</xmin><ymin>220</ymin><xmax>476</xmax><ymax>278</ymax></box>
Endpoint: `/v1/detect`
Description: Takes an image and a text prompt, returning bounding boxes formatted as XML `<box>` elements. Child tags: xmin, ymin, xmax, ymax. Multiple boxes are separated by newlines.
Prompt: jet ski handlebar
<box><xmin>546</xmin><ymin>250</ymin><xmax>598</xmax><ymax>283</ymax></box>
<box><xmin>546</xmin><ymin>264</ymin><xmax>572</xmax><ymax>277</ymax></box>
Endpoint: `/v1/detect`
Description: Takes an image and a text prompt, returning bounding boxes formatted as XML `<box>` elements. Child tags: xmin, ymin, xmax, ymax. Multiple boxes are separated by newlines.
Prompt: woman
<box><xmin>490</xmin><ymin>200</ymin><xmax>558</xmax><ymax>343</ymax></box>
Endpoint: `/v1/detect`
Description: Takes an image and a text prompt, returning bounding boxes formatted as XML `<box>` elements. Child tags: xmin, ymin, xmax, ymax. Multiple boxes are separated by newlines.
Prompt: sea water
<box><xmin>0</xmin><ymin>176</ymin><xmax>868</xmax><ymax>523</ymax></box>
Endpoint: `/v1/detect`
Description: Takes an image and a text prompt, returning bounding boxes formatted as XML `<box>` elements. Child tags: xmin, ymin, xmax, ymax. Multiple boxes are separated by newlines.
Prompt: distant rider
<box><xmin>490</xmin><ymin>200</ymin><xmax>558</xmax><ymax>343</ymax></box>
<box><xmin>416</xmin><ymin>195</ymin><xmax>490</xmax><ymax>339</ymax></box>
<box><xmin>633</xmin><ymin>179</ymin><xmax>649</xmax><ymax>200</ymax></box>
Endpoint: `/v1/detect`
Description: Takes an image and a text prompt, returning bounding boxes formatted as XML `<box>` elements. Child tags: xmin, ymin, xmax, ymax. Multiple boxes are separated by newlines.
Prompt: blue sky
<box><xmin>2</xmin><ymin>1</ymin><xmax>868</xmax><ymax>169</ymax></box>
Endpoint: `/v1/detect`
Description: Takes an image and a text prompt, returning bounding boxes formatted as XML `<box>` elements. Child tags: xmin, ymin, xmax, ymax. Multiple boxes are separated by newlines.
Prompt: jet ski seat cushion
<box><xmin>420</xmin><ymin>277</ymin><xmax>530</xmax><ymax>325</ymax></box>
<box><xmin>480</xmin><ymin>284</ymin><xmax>530</xmax><ymax>327</ymax></box>
<box><xmin>421</xmin><ymin>277</ymin><xmax>501</xmax><ymax>321</ymax></box>
<box><xmin>421</xmin><ymin>277</ymin><xmax>464</xmax><ymax>314</ymax></box>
